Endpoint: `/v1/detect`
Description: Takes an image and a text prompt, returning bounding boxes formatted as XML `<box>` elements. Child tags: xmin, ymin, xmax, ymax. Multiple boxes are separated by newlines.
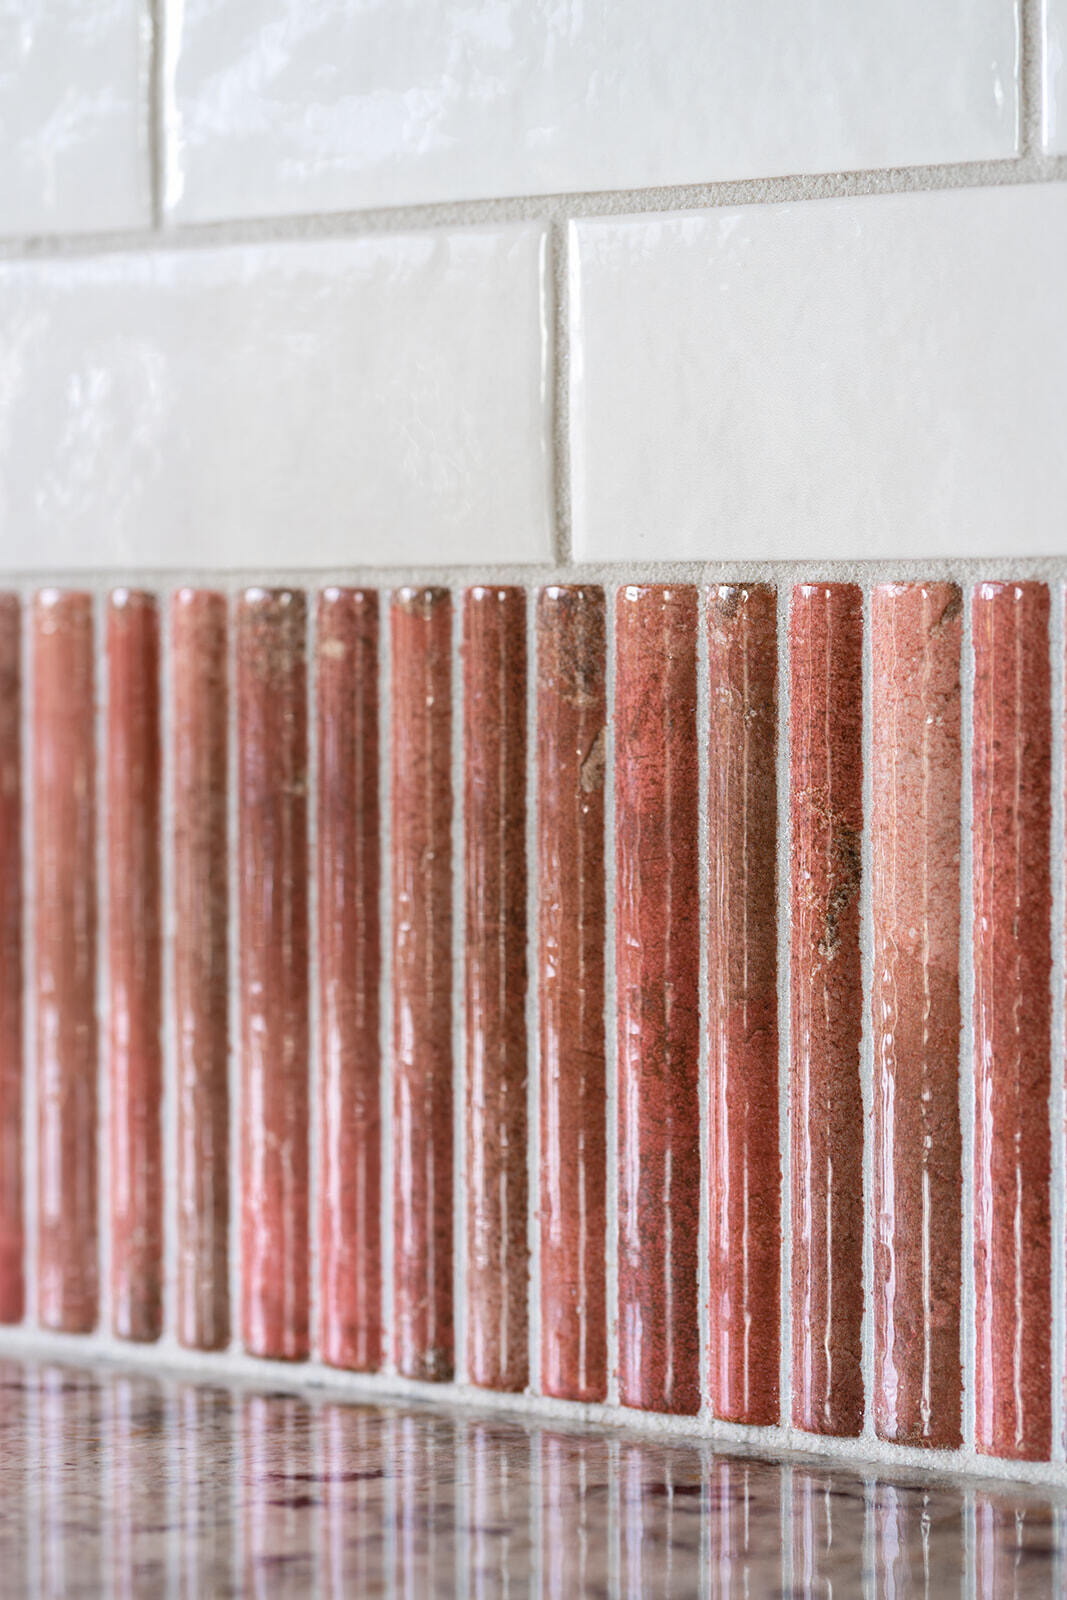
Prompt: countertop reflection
<box><xmin>0</xmin><ymin>1357</ymin><xmax>1065</xmax><ymax>1596</ymax></box>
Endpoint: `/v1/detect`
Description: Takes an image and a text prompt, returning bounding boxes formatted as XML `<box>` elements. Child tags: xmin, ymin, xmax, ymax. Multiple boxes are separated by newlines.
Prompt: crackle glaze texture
<box><xmin>237</xmin><ymin>589</ymin><xmax>310</xmax><ymax>1362</ymax></box>
<box><xmin>615</xmin><ymin>585</ymin><xmax>701</xmax><ymax>1416</ymax></box>
<box><xmin>107</xmin><ymin>591</ymin><xmax>163</xmax><ymax>1344</ymax></box>
<box><xmin>790</xmin><ymin>583</ymin><xmax>865</xmax><ymax>1437</ymax></box>
<box><xmin>871</xmin><ymin>583</ymin><xmax>963</xmax><ymax>1448</ymax></box>
<box><xmin>0</xmin><ymin>599</ymin><xmax>21</xmax><ymax>1324</ymax></box>
<box><xmin>33</xmin><ymin>592</ymin><xmax>98</xmax><ymax>1334</ymax></box>
<box><xmin>172</xmin><ymin>590</ymin><xmax>230</xmax><ymax>1352</ymax></box>
<box><xmin>972</xmin><ymin>581</ymin><xmax>1052</xmax><ymax>1462</ymax></box>
<box><xmin>464</xmin><ymin>587</ymin><xmax>528</xmax><ymax>1394</ymax></box>
<box><xmin>391</xmin><ymin>588</ymin><xmax>454</xmax><ymax>1383</ymax></box>
<box><xmin>317</xmin><ymin>588</ymin><xmax>381</xmax><ymax>1374</ymax></box>
<box><xmin>537</xmin><ymin>585</ymin><xmax>608</xmax><ymax>1404</ymax></box>
<box><xmin>706</xmin><ymin>584</ymin><xmax>780</xmax><ymax>1426</ymax></box>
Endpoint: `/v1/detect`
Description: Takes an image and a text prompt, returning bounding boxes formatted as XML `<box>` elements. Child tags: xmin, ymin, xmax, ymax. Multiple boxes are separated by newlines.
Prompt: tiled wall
<box><xmin>1</xmin><ymin>0</ymin><xmax>1067</xmax><ymax>1484</ymax></box>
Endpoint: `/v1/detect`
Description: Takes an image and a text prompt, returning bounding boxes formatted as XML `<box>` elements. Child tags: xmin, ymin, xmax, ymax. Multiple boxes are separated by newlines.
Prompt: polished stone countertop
<box><xmin>0</xmin><ymin>1356</ymin><xmax>1065</xmax><ymax>1596</ymax></box>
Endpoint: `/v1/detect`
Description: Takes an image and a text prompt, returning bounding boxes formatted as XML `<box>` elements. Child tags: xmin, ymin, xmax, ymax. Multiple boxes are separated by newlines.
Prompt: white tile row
<box><xmin>0</xmin><ymin>184</ymin><xmax>1064</xmax><ymax>572</ymax></box>
<box><xmin>11</xmin><ymin>0</ymin><xmax>1067</xmax><ymax>238</ymax></box>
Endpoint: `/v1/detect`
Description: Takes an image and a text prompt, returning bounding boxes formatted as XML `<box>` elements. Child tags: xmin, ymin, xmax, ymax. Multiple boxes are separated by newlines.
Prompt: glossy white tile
<box><xmin>570</xmin><ymin>185</ymin><xmax>1067</xmax><ymax>562</ymax></box>
<box><xmin>1045</xmin><ymin>0</ymin><xmax>1067</xmax><ymax>151</ymax></box>
<box><xmin>164</xmin><ymin>0</ymin><xmax>1019</xmax><ymax>223</ymax></box>
<box><xmin>0</xmin><ymin>0</ymin><xmax>150</xmax><ymax>237</ymax></box>
<box><xmin>0</xmin><ymin>227</ymin><xmax>552</xmax><ymax>571</ymax></box>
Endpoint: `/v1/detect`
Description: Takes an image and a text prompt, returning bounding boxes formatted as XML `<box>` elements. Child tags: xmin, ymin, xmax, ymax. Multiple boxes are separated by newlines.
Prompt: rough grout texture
<box><xmin>390</xmin><ymin>587</ymin><xmax>454</xmax><ymax>1382</ymax></box>
<box><xmin>316</xmin><ymin>588</ymin><xmax>382</xmax><ymax>1374</ymax></box>
<box><xmin>463</xmin><ymin>586</ymin><xmax>529</xmax><ymax>1394</ymax></box>
<box><xmin>789</xmin><ymin>583</ymin><xmax>865</xmax><ymax>1437</ymax></box>
<box><xmin>614</xmin><ymin>584</ymin><xmax>701</xmax><ymax>1416</ymax></box>
<box><xmin>972</xmin><ymin>580</ymin><xmax>1052</xmax><ymax>1461</ymax></box>
<box><xmin>870</xmin><ymin>582</ymin><xmax>963</xmax><ymax>1448</ymax></box>
<box><xmin>706</xmin><ymin>583</ymin><xmax>780</xmax><ymax>1426</ymax></box>
<box><xmin>171</xmin><ymin>590</ymin><xmax>230</xmax><ymax>1352</ymax></box>
<box><xmin>537</xmin><ymin>585</ymin><xmax>608</xmax><ymax>1403</ymax></box>
<box><xmin>33</xmin><ymin>591</ymin><xmax>98</xmax><ymax>1333</ymax></box>
<box><xmin>0</xmin><ymin>598</ymin><xmax>22</xmax><ymax>1324</ymax></box>
<box><xmin>236</xmin><ymin>588</ymin><xmax>310</xmax><ymax>1362</ymax></box>
<box><xmin>107</xmin><ymin>590</ymin><xmax>163</xmax><ymax>1343</ymax></box>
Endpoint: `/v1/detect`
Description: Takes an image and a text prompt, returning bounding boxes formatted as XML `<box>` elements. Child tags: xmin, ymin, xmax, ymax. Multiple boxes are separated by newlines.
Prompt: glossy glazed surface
<box><xmin>0</xmin><ymin>230</ymin><xmax>551</xmax><ymax>572</ymax></box>
<box><xmin>789</xmin><ymin>583</ymin><xmax>865</xmax><ymax>1437</ymax></box>
<box><xmin>871</xmin><ymin>583</ymin><xmax>963</xmax><ymax>1448</ymax></box>
<box><xmin>571</xmin><ymin>186</ymin><xmax>1067</xmax><ymax>562</ymax></box>
<box><xmin>317</xmin><ymin>589</ymin><xmax>382</xmax><ymax>1374</ymax></box>
<box><xmin>33</xmin><ymin>592</ymin><xmax>98</xmax><ymax>1335</ymax></box>
<box><xmin>107</xmin><ymin>591</ymin><xmax>163</xmax><ymax>1344</ymax></box>
<box><xmin>1</xmin><ymin>1358</ymin><xmax>1066</xmax><ymax>1596</ymax></box>
<box><xmin>1046</xmin><ymin>0</ymin><xmax>1067</xmax><ymax>152</ymax></box>
<box><xmin>614</xmin><ymin>585</ymin><xmax>701</xmax><ymax>1415</ymax></box>
<box><xmin>236</xmin><ymin>589</ymin><xmax>310</xmax><ymax>1362</ymax></box>
<box><xmin>537</xmin><ymin>586</ymin><xmax>608</xmax><ymax>1404</ymax></box>
<box><xmin>391</xmin><ymin>589</ymin><xmax>454</xmax><ymax>1383</ymax></box>
<box><xmin>0</xmin><ymin>599</ymin><xmax>22</xmax><ymax>1325</ymax></box>
<box><xmin>706</xmin><ymin>584</ymin><xmax>780</xmax><ymax>1426</ymax></box>
<box><xmin>463</xmin><ymin>588</ymin><xmax>528</xmax><ymax>1393</ymax></box>
<box><xmin>972</xmin><ymin>582</ymin><xmax>1052</xmax><ymax>1461</ymax></box>
<box><xmin>172</xmin><ymin>590</ymin><xmax>230</xmax><ymax>1353</ymax></box>
<box><xmin>165</xmin><ymin>0</ymin><xmax>1017</xmax><ymax>221</ymax></box>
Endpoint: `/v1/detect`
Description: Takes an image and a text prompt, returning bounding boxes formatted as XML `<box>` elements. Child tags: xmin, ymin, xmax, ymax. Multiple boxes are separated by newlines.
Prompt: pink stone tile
<box><xmin>0</xmin><ymin>597</ymin><xmax>22</xmax><ymax>1325</ymax></box>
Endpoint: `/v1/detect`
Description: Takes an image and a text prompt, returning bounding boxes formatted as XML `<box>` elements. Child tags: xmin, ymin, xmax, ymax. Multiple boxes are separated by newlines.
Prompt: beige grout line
<box><xmin>547</xmin><ymin>219</ymin><xmax>572</xmax><ymax>569</ymax></box>
<box><xmin>145</xmin><ymin>0</ymin><xmax>167</xmax><ymax>230</ymax></box>
<box><xmin>1021</xmin><ymin>0</ymin><xmax>1048</xmax><ymax>157</ymax></box>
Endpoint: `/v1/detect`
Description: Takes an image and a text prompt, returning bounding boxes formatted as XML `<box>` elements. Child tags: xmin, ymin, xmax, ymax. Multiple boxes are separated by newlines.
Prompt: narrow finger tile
<box><xmin>237</xmin><ymin>588</ymin><xmax>310</xmax><ymax>1361</ymax></box>
<box><xmin>463</xmin><ymin>586</ymin><xmax>528</xmax><ymax>1393</ymax></box>
<box><xmin>317</xmin><ymin>587</ymin><xmax>382</xmax><ymax>1372</ymax></box>
<box><xmin>789</xmin><ymin>582</ymin><xmax>864</xmax><ymax>1436</ymax></box>
<box><xmin>615</xmin><ymin>583</ymin><xmax>701</xmax><ymax>1416</ymax></box>
<box><xmin>706</xmin><ymin>583</ymin><xmax>780</xmax><ymax>1425</ymax></box>
<box><xmin>0</xmin><ymin>597</ymin><xmax>22</xmax><ymax>1324</ymax></box>
<box><xmin>107</xmin><ymin>590</ymin><xmax>163</xmax><ymax>1343</ymax></box>
<box><xmin>172</xmin><ymin>590</ymin><xmax>230</xmax><ymax>1351</ymax></box>
<box><xmin>34</xmin><ymin>591</ymin><xmax>98</xmax><ymax>1333</ymax></box>
<box><xmin>871</xmin><ymin>582</ymin><xmax>963</xmax><ymax>1447</ymax></box>
<box><xmin>537</xmin><ymin>585</ymin><xmax>608</xmax><ymax>1403</ymax></box>
<box><xmin>972</xmin><ymin>580</ymin><xmax>1052</xmax><ymax>1461</ymax></box>
<box><xmin>391</xmin><ymin>587</ymin><xmax>454</xmax><ymax>1382</ymax></box>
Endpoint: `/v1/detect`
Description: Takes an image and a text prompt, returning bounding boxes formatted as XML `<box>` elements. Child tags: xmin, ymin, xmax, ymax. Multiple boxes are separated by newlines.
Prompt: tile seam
<box><xmin>859</xmin><ymin>585</ymin><xmax>876</xmax><ymax>1440</ymax></box>
<box><xmin>159</xmin><ymin>592</ymin><xmax>177</xmax><ymax>1342</ymax></box>
<box><xmin>20</xmin><ymin>583</ymin><xmax>36</xmax><ymax>1338</ymax></box>
<box><xmin>1021</xmin><ymin>0</ymin><xmax>1046</xmax><ymax>157</ymax></box>
<box><xmin>1050</xmin><ymin>581</ymin><xmax>1066</xmax><ymax>1462</ymax></box>
<box><xmin>225</xmin><ymin>586</ymin><xmax>241</xmax><ymax>1358</ymax></box>
<box><xmin>696</xmin><ymin>586</ymin><xmax>711</xmax><ymax>1419</ymax></box>
<box><xmin>547</xmin><ymin>221</ymin><xmax>571</xmax><ymax>568</ymax></box>
<box><xmin>97</xmin><ymin>590</ymin><xmax>111</xmax><ymax>1339</ymax></box>
<box><xmin>452</xmin><ymin>589</ymin><xmax>467</xmax><ymax>1386</ymax></box>
<box><xmin>379</xmin><ymin>590</ymin><xmax>395</xmax><ymax>1376</ymax></box>
<box><xmin>604</xmin><ymin>586</ymin><xmax>619</xmax><ymax>1409</ymax></box>
<box><xmin>959</xmin><ymin>585</ymin><xmax>977</xmax><ymax>1454</ymax></box>
<box><xmin>145</xmin><ymin>0</ymin><xmax>166</xmax><ymax>229</ymax></box>
<box><xmin>775</xmin><ymin>584</ymin><xmax>793</xmax><ymax>1430</ymax></box>
<box><xmin>3</xmin><ymin>154</ymin><xmax>1067</xmax><ymax>263</ymax></box>
<box><xmin>306</xmin><ymin>593</ymin><xmax>321</xmax><ymax>1362</ymax></box>
<box><xmin>525</xmin><ymin>586</ymin><xmax>541</xmax><ymax>1396</ymax></box>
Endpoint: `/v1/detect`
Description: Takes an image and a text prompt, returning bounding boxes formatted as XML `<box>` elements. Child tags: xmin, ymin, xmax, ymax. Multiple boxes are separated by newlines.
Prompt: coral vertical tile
<box><xmin>706</xmin><ymin>584</ymin><xmax>780</xmax><ymax>1425</ymax></box>
<box><xmin>236</xmin><ymin>589</ymin><xmax>310</xmax><ymax>1361</ymax></box>
<box><xmin>107</xmin><ymin>591</ymin><xmax>163</xmax><ymax>1343</ymax></box>
<box><xmin>789</xmin><ymin>583</ymin><xmax>864</xmax><ymax>1436</ymax></box>
<box><xmin>317</xmin><ymin>588</ymin><xmax>381</xmax><ymax>1373</ymax></box>
<box><xmin>391</xmin><ymin>588</ymin><xmax>454</xmax><ymax>1382</ymax></box>
<box><xmin>0</xmin><ymin>598</ymin><xmax>22</xmax><ymax>1324</ymax></box>
<box><xmin>871</xmin><ymin>583</ymin><xmax>963</xmax><ymax>1448</ymax></box>
<box><xmin>614</xmin><ymin>584</ymin><xmax>701</xmax><ymax>1415</ymax></box>
<box><xmin>172</xmin><ymin>590</ymin><xmax>230</xmax><ymax>1351</ymax></box>
<box><xmin>33</xmin><ymin>591</ymin><xmax>98</xmax><ymax>1333</ymax></box>
<box><xmin>537</xmin><ymin>585</ymin><xmax>608</xmax><ymax>1403</ymax></box>
<box><xmin>972</xmin><ymin>581</ymin><xmax>1052</xmax><ymax>1461</ymax></box>
<box><xmin>463</xmin><ymin>586</ymin><xmax>528</xmax><ymax>1393</ymax></box>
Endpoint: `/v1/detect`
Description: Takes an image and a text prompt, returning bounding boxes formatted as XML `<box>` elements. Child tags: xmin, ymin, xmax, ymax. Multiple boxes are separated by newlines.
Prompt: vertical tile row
<box><xmin>789</xmin><ymin>583</ymin><xmax>865</xmax><ymax>1437</ymax></box>
<box><xmin>107</xmin><ymin>591</ymin><xmax>163</xmax><ymax>1343</ymax></box>
<box><xmin>316</xmin><ymin>589</ymin><xmax>381</xmax><ymax>1374</ymax></box>
<box><xmin>463</xmin><ymin>587</ymin><xmax>528</xmax><ymax>1393</ymax></box>
<box><xmin>172</xmin><ymin>590</ymin><xmax>230</xmax><ymax>1352</ymax></box>
<box><xmin>236</xmin><ymin>589</ymin><xmax>310</xmax><ymax>1362</ymax></box>
<box><xmin>614</xmin><ymin>585</ymin><xmax>701</xmax><ymax>1416</ymax></box>
<box><xmin>537</xmin><ymin>586</ymin><xmax>608</xmax><ymax>1403</ymax></box>
<box><xmin>391</xmin><ymin>588</ymin><xmax>454</xmax><ymax>1382</ymax></box>
<box><xmin>0</xmin><ymin>598</ymin><xmax>21</xmax><ymax>1324</ymax></box>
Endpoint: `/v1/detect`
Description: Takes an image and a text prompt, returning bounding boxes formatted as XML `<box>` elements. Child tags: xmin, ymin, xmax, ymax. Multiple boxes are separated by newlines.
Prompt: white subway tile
<box><xmin>0</xmin><ymin>227</ymin><xmax>552</xmax><ymax>571</ymax></box>
<box><xmin>1045</xmin><ymin>0</ymin><xmax>1067</xmax><ymax>152</ymax></box>
<box><xmin>164</xmin><ymin>0</ymin><xmax>1019</xmax><ymax>223</ymax></box>
<box><xmin>570</xmin><ymin>185</ymin><xmax>1067</xmax><ymax>563</ymax></box>
<box><xmin>0</xmin><ymin>0</ymin><xmax>150</xmax><ymax>236</ymax></box>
